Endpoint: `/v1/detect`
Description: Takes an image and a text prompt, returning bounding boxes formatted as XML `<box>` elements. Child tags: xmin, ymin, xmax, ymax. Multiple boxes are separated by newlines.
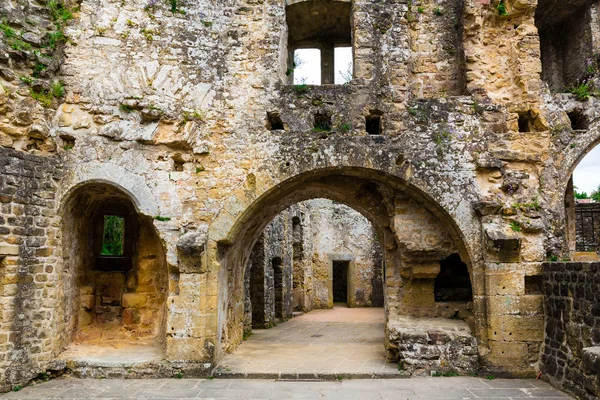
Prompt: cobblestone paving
<box><xmin>1</xmin><ymin>377</ymin><xmax>574</xmax><ymax>399</ymax></box>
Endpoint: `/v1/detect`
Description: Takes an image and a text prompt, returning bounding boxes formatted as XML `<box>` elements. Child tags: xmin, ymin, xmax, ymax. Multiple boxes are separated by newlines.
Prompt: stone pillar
<box><xmin>321</xmin><ymin>44</ymin><xmax>335</xmax><ymax>84</ymax></box>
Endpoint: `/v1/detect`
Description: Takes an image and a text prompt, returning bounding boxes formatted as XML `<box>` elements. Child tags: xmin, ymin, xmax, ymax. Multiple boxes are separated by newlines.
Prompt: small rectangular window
<box><xmin>334</xmin><ymin>47</ymin><xmax>353</xmax><ymax>84</ymax></box>
<box><xmin>100</xmin><ymin>215</ymin><xmax>125</xmax><ymax>256</ymax></box>
<box><xmin>294</xmin><ymin>49</ymin><xmax>321</xmax><ymax>85</ymax></box>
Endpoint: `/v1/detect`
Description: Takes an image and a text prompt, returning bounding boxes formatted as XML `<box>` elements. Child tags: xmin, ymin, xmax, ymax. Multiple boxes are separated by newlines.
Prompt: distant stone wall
<box><xmin>0</xmin><ymin>147</ymin><xmax>63</xmax><ymax>391</ymax></box>
<box><xmin>308</xmin><ymin>199</ymin><xmax>383</xmax><ymax>308</ymax></box>
<box><xmin>541</xmin><ymin>262</ymin><xmax>600</xmax><ymax>400</ymax></box>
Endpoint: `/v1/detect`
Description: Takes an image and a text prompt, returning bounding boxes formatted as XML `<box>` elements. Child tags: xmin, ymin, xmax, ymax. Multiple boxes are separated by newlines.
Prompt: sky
<box><xmin>573</xmin><ymin>145</ymin><xmax>600</xmax><ymax>195</ymax></box>
<box><xmin>294</xmin><ymin>47</ymin><xmax>353</xmax><ymax>85</ymax></box>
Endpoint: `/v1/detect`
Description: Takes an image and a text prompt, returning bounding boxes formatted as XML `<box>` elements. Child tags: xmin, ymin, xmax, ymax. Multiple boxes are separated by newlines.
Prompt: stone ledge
<box><xmin>387</xmin><ymin>317</ymin><xmax>478</xmax><ymax>376</ymax></box>
<box><xmin>583</xmin><ymin>347</ymin><xmax>600</xmax><ymax>374</ymax></box>
<box><xmin>0</xmin><ymin>245</ymin><xmax>20</xmax><ymax>256</ymax></box>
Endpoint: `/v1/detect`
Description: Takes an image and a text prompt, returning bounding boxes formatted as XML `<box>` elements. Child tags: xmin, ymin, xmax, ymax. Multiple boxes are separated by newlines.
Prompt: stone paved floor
<box><xmin>1</xmin><ymin>377</ymin><xmax>574</xmax><ymax>399</ymax></box>
<box><xmin>216</xmin><ymin>306</ymin><xmax>399</xmax><ymax>376</ymax></box>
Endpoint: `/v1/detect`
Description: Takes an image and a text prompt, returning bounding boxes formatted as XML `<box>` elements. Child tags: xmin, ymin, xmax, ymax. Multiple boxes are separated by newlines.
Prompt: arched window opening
<box><xmin>286</xmin><ymin>0</ymin><xmax>353</xmax><ymax>85</ymax></box>
<box><xmin>434</xmin><ymin>253</ymin><xmax>473</xmax><ymax>302</ymax></box>
<box><xmin>60</xmin><ymin>183</ymin><xmax>168</xmax><ymax>358</ymax></box>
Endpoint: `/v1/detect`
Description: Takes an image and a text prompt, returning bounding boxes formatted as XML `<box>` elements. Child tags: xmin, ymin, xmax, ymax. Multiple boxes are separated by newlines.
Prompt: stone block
<box><xmin>122</xmin><ymin>293</ymin><xmax>147</xmax><ymax>308</ymax></box>
<box><xmin>582</xmin><ymin>347</ymin><xmax>600</xmax><ymax>374</ymax></box>
<box><xmin>166</xmin><ymin>337</ymin><xmax>211</xmax><ymax>362</ymax></box>
<box><xmin>80</xmin><ymin>294</ymin><xmax>95</xmax><ymax>310</ymax></box>
<box><xmin>0</xmin><ymin>245</ymin><xmax>19</xmax><ymax>256</ymax></box>
<box><xmin>411</xmin><ymin>262</ymin><xmax>441</xmax><ymax>279</ymax></box>
<box><xmin>78</xmin><ymin>310</ymin><xmax>93</xmax><ymax>327</ymax></box>
<box><xmin>122</xmin><ymin>308</ymin><xmax>141</xmax><ymax>327</ymax></box>
<box><xmin>485</xmin><ymin>229</ymin><xmax>521</xmax><ymax>262</ymax></box>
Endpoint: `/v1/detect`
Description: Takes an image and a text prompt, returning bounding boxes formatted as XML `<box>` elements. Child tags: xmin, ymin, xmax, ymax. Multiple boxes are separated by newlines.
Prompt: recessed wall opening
<box><xmin>293</xmin><ymin>49</ymin><xmax>321</xmax><ymax>85</ymax></box>
<box><xmin>366</xmin><ymin>110</ymin><xmax>383</xmax><ymax>135</ymax></box>
<box><xmin>172</xmin><ymin>154</ymin><xmax>185</xmax><ymax>171</ymax></box>
<box><xmin>334</xmin><ymin>46</ymin><xmax>353</xmax><ymax>85</ymax></box>
<box><xmin>286</xmin><ymin>0</ymin><xmax>353</xmax><ymax>85</ymax></box>
<box><xmin>332</xmin><ymin>260</ymin><xmax>349</xmax><ymax>303</ymax></box>
<box><xmin>314</xmin><ymin>113</ymin><xmax>332</xmax><ymax>131</ymax></box>
<box><xmin>266</xmin><ymin>111</ymin><xmax>285</xmax><ymax>131</ymax></box>
<box><xmin>272</xmin><ymin>257</ymin><xmax>284</xmax><ymax>320</ymax></box>
<box><xmin>525</xmin><ymin>275</ymin><xmax>543</xmax><ymax>295</ymax></box>
<box><xmin>60</xmin><ymin>183</ymin><xmax>168</xmax><ymax>360</ymax></box>
<box><xmin>568</xmin><ymin>110</ymin><xmax>589</xmax><ymax>130</ymax></box>
<box><xmin>536</xmin><ymin>0</ymin><xmax>598</xmax><ymax>91</ymax></box>
<box><xmin>434</xmin><ymin>253</ymin><xmax>473</xmax><ymax>302</ymax></box>
<box><xmin>100</xmin><ymin>215</ymin><xmax>125</xmax><ymax>256</ymax></box>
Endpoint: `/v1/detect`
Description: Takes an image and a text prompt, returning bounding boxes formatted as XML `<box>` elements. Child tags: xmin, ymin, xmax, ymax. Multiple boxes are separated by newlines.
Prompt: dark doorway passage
<box><xmin>332</xmin><ymin>261</ymin><xmax>349</xmax><ymax>303</ymax></box>
<box><xmin>434</xmin><ymin>253</ymin><xmax>472</xmax><ymax>302</ymax></box>
<box><xmin>272</xmin><ymin>257</ymin><xmax>284</xmax><ymax>320</ymax></box>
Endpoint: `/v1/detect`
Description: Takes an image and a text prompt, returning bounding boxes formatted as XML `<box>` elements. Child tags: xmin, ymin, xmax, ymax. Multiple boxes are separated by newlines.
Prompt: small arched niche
<box><xmin>61</xmin><ymin>182</ymin><xmax>168</xmax><ymax>351</ymax></box>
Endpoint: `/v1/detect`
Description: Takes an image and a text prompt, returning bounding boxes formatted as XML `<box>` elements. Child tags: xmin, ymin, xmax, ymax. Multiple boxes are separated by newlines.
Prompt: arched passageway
<box><xmin>215</xmin><ymin>168</ymin><xmax>480</xmax><ymax>375</ymax></box>
<box><xmin>57</xmin><ymin>182</ymin><xmax>168</xmax><ymax>362</ymax></box>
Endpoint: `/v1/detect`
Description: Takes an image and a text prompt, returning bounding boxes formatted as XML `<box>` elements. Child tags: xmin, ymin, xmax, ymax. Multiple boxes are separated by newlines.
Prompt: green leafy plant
<box><xmin>20</xmin><ymin>76</ymin><xmax>34</xmax><ymax>84</ymax></box>
<box><xmin>569</xmin><ymin>82</ymin><xmax>591</xmax><ymax>101</ymax></box>
<box><xmin>49</xmin><ymin>0</ymin><xmax>74</xmax><ymax>23</ymax></box>
<box><xmin>154</xmin><ymin>216</ymin><xmax>171</xmax><ymax>222</ymax></box>
<box><xmin>120</xmin><ymin>103</ymin><xmax>135</xmax><ymax>113</ymax></box>
<box><xmin>510</xmin><ymin>220</ymin><xmax>521</xmax><ymax>233</ymax></box>
<box><xmin>293</xmin><ymin>84</ymin><xmax>310</xmax><ymax>94</ymax></box>
<box><xmin>513</xmin><ymin>198</ymin><xmax>541</xmax><ymax>212</ymax></box>
<box><xmin>47</xmin><ymin>30</ymin><xmax>66</xmax><ymax>49</ymax></box>
<box><xmin>339</xmin><ymin>123</ymin><xmax>351</xmax><ymax>132</ymax></box>
<box><xmin>175</xmin><ymin>372</ymin><xmax>183</xmax><ymax>379</ymax></box>
<box><xmin>202</xmin><ymin>21</ymin><xmax>213</xmax><ymax>28</ymax></box>
<box><xmin>242</xmin><ymin>331</ymin><xmax>253</xmax><ymax>341</ymax></box>
<box><xmin>195</xmin><ymin>165</ymin><xmax>205</xmax><ymax>173</ymax></box>
<box><xmin>12</xmin><ymin>385</ymin><xmax>23</xmax><ymax>392</ymax></box>
<box><xmin>433</xmin><ymin>7</ymin><xmax>443</xmax><ymax>16</ymax></box>
<box><xmin>486</xmin><ymin>375</ymin><xmax>495</xmax><ymax>380</ymax></box>
<box><xmin>100</xmin><ymin>215</ymin><xmax>125</xmax><ymax>255</ymax></box>
<box><xmin>0</xmin><ymin>21</ymin><xmax>16</xmax><ymax>38</ymax></box>
<box><xmin>50</xmin><ymin>80</ymin><xmax>65</xmax><ymax>98</ymax></box>
<box><xmin>30</xmin><ymin>89</ymin><xmax>55</xmax><ymax>107</ymax></box>
<box><xmin>496</xmin><ymin>1</ymin><xmax>508</xmax><ymax>16</ymax></box>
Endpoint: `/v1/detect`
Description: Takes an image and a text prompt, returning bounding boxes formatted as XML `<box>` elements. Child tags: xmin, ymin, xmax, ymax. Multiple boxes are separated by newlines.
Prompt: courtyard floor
<box><xmin>215</xmin><ymin>305</ymin><xmax>399</xmax><ymax>377</ymax></box>
<box><xmin>1</xmin><ymin>377</ymin><xmax>574</xmax><ymax>399</ymax></box>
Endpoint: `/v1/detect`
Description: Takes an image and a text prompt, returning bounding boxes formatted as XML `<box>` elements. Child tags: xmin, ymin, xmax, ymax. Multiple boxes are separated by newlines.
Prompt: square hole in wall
<box><xmin>366</xmin><ymin>111</ymin><xmax>383</xmax><ymax>135</ymax></box>
<box><xmin>567</xmin><ymin>110</ymin><xmax>589</xmax><ymax>130</ymax></box>
<box><xmin>314</xmin><ymin>113</ymin><xmax>331</xmax><ymax>131</ymax></box>
<box><xmin>100</xmin><ymin>215</ymin><xmax>125</xmax><ymax>256</ymax></box>
<box><xmin>524</xmin><ymin>275</ymin><xmax>543</xmax><ymax>295</ymax></box>
<box><xmin>266</xmin><ymin>111</ymin><xmax>284</xmax><ymax>131</ymax></box>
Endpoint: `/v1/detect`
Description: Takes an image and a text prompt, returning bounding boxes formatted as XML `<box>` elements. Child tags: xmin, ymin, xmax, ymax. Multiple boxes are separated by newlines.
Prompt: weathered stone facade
<box><xmin>1</xmin><ymin>0</ymin><xmax>600</xmax><ymax>396</ymax></box>
<box><xmin>542</xmin><ymin>262</ymin><xmax>600</xmax><ymax>399</ymax></box>
<box><xmin>243</xmin><ymin>199</ymin><xmax>383</xmax><ymax>333</ymax></box>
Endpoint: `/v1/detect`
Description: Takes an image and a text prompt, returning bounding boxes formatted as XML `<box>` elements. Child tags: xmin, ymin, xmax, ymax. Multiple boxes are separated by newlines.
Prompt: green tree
<box><xmin>574</xmin><ymin>190</ymin><xmax>589</xmax><ymax>199</ymax></box>
<box><xmin>592</xmin><ymin>185</ymin><xmax>600</xmax><ymax>202</ymax></box>
<box><xmin>100</xmin><ymin>215</ymin><xmax>125</xmax><ymax>255</ymax></box>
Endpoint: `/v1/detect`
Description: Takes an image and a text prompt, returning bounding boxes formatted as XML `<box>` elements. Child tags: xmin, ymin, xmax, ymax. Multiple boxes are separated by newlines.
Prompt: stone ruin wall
<box><xmin>542</xmin><ymin>262</ymin><xmax>600</xmax><ymax>400</ymax></box>
<box><xmin>243</xmin><ymin>199</ymin><xmax>383</xmax><ymax>334</ymax></box>
<box><xmin>1</xmin><ymin>0</ymin><xmax>600</xmax><ymax>395</ymax></box>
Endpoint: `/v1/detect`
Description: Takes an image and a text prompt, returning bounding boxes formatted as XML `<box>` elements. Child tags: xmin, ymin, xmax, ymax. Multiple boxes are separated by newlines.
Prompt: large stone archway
<box><xmin>207</xmin><ymin>167</ymin><xmax>486</xmax><ymax>365</ymax></box>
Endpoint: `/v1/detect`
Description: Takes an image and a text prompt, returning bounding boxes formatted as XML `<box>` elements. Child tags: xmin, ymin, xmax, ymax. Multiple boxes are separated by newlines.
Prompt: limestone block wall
<box><xmin>308</xmin><ymin>199</ymin><xmax>383</xmax><ymax>308</ymax></box>
<box><xmin>0</xmin><ymin>148</ymin><xmax>62</xmax><ymax>391</ymax></box>
<box><xmin>3</xmin><ymin>0</ymin><xmax>600</xmax><ymax>390</ymax></box>
<box><xmin>541</xmin><ymin>262</ymin><xmax>600</xmax><ymax>400</ymax></box>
